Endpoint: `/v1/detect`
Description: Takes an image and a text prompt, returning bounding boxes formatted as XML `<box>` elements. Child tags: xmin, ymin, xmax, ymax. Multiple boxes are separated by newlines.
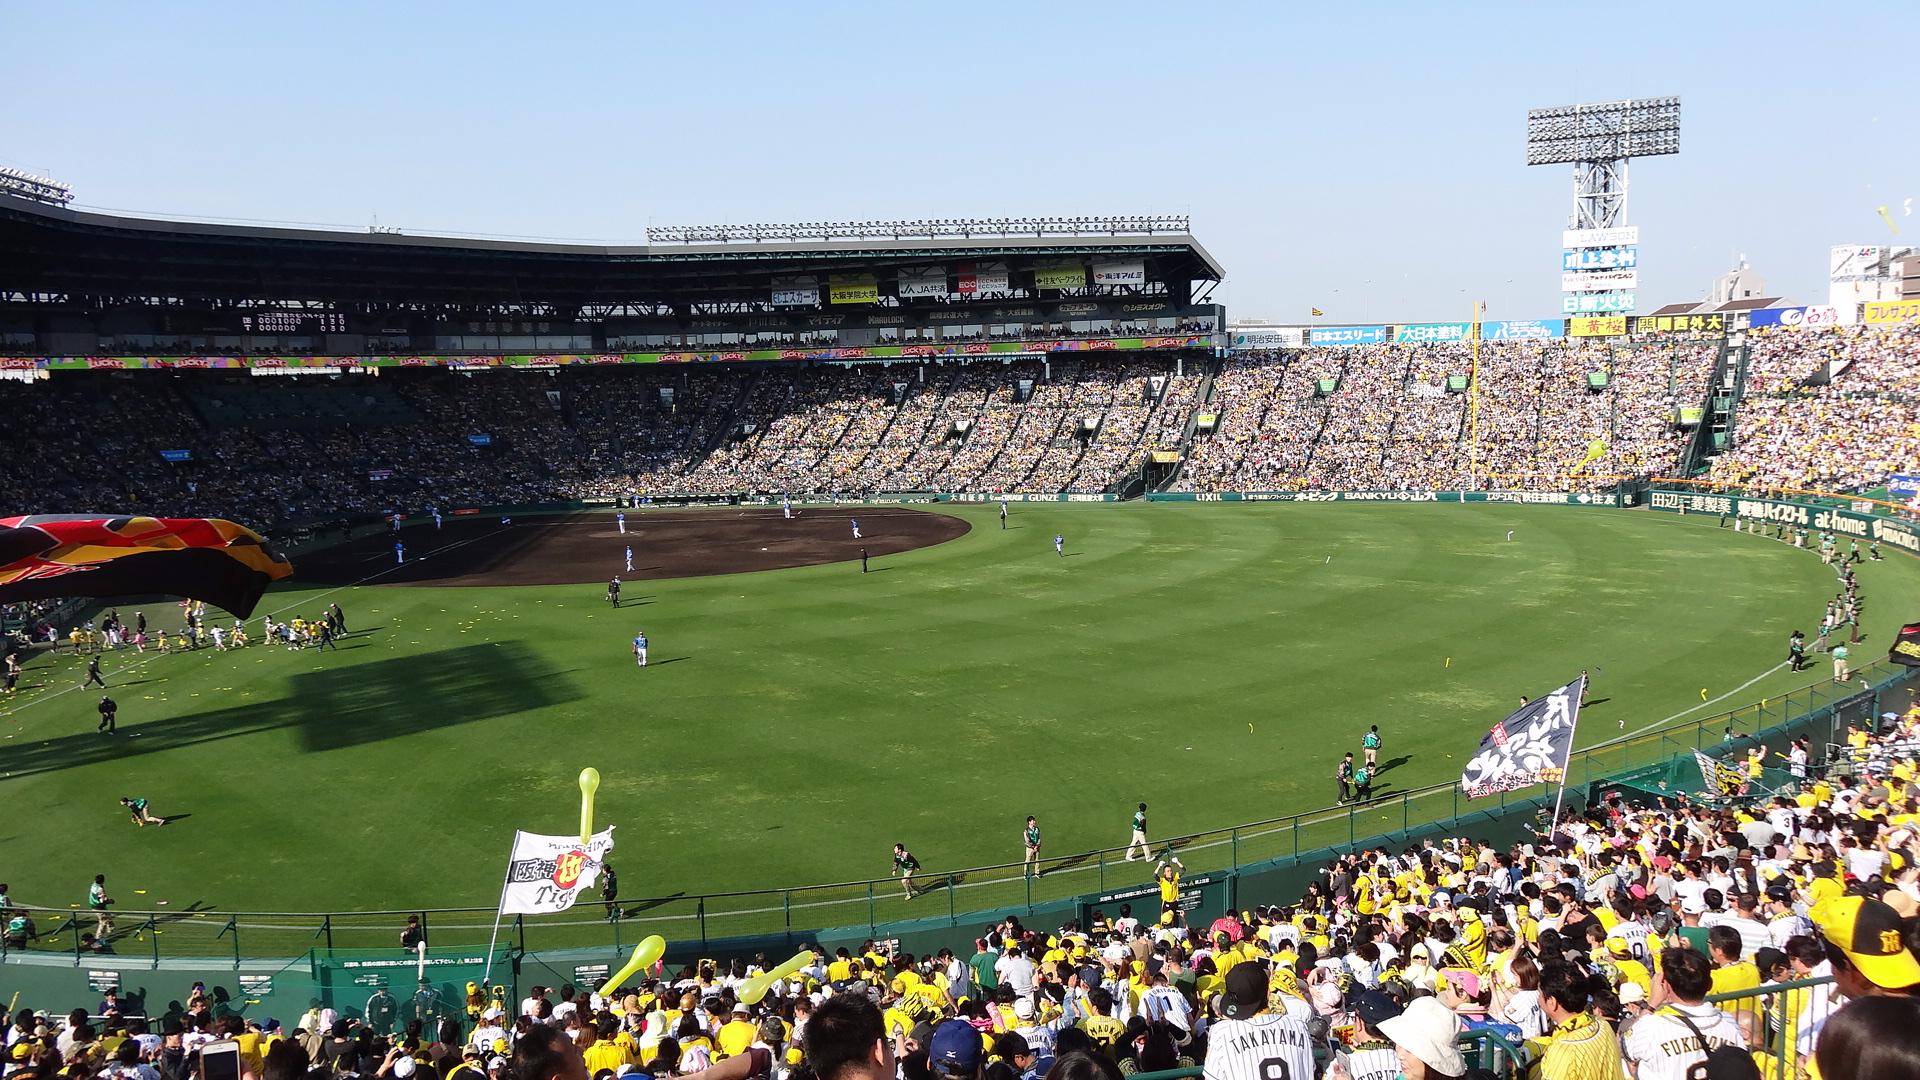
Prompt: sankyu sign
<box><xmin>1564</xmin><ymin>226</ymin><xmax>1640</xmax><ymax>248</ymax></box>
<box><xmin>1749</xmin><ymin>305</ymin><xmax>1843</xmax><ymax>330</ymax></box>
<box><xmin>1310</xmin><ymin>325</ymin><xmax>1388</xmax><ymax>346</ymax></box>
<box><xmin>1562</xmin><ymin>293</ymin><xmax>1636</xmax><ymax>314</ymax></box>
<box><xmin>1393</xmin><ymin>322</ymin><xmax>1474</xmax><ymax>344</ymax></box>
<box><xmin>1563</xmin><ymin>246</ymin><xmax>1639</xmax><ymax>271</ymax></box>
<box><xmin>1561</xmin><ymin>270</ymin><xmax>1639</xmax><ymax>292</ymax></box>
<box><xmin>1481</xmin><ymin>319</ymin><xmax>1565</xmax><ymax>341</ymax></box>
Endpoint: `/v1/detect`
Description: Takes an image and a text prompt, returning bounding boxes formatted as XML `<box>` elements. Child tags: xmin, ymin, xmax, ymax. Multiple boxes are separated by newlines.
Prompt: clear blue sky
<box><xmin>5</xmin><ymin>2</ymin><xmax>1913</xmax><ymax>322</ymax></box>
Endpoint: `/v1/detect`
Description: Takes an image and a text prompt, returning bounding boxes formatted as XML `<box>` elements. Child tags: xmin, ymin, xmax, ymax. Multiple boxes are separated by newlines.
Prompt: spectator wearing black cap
<box><xmin>1202</xmin><ymin>963</ymin><xmax>1315</xmax><ymax>1080</ymax></box>
<box><xmin>1764</xmin><ymin>884</ymin><xmax>1810</xmax><ymax>948</ymax></box>
<box><xmin>1336</xmin><ymin>991</ymin><xmax>1403</xmax><ymax>1080</ymax></box>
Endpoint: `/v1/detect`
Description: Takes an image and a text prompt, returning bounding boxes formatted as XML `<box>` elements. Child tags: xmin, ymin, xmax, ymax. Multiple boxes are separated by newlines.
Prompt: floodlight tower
<box><xmin>1525</xmin><ymin>97</ymin><xmax>1680</xmax><ymax>229</ymax></box>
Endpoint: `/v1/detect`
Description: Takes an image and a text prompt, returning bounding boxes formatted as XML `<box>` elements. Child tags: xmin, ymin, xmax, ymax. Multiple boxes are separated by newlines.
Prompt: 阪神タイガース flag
<box><xmin>499</xmin><ymin>829</ymin><xmax>615</xmax><ymax>915</ymax></box>
<box><xmin>1460</xmin><ymin>674</ymin><xmax>1586</xmax><ymax>798</ymax></box>
<box><xmin>0</xmin><ymin>515</ymin><xmax>292</xmax><ymax>618</ymax></box>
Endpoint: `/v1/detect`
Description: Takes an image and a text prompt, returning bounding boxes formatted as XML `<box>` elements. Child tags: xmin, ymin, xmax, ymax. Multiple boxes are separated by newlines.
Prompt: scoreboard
<box><xmin>241</xmin><ymin>311</ymin><xmax>348</xmax><ymax>334</ymax></box>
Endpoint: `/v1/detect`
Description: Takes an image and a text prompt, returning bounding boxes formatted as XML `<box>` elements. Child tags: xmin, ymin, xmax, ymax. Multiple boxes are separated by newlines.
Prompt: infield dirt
<box><xmin>294</xmin><ymin>506</ymin><xmax>971</xmax><ymax>587</ymax></box>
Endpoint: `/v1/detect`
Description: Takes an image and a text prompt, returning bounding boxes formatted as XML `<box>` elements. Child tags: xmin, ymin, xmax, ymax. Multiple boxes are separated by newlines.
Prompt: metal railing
<box><xmin>1705</xmin><ymin>975</ymin><xmax>1840</xmax><ymax>1080</ymax></box>
<box><xmin>5</xmin><ymin>659</ymin><xmax>1909</xmax><ymax>966</ymax></box>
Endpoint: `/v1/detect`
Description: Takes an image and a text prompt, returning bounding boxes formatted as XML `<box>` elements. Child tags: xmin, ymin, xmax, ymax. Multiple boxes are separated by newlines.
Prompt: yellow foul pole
<box><xmin>1468</xmin><ymin>301</ymin><xmax>1483</xmax><ymax>487</ymax></box>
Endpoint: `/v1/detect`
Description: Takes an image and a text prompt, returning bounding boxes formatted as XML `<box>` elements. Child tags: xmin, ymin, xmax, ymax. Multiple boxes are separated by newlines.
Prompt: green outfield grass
<box><xmin>0</xmin><ymin>503</ymin><xmax>1908</xmax><ymax>941</ymax></box>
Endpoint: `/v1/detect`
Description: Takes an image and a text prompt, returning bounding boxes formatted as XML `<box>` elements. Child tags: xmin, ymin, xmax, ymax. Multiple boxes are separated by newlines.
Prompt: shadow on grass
<box><xmin>1042</xmin><ymin>852</ymin><xmax>1095</xmax><ymax>877</ymax></box>
<box><xmin>620</xmin><ymin>892</ymin><xmax>688</xmax><ymax>916</ymax></box>
<box><xmin>0</xmin><ymin>642</ymin><xmax>579</xmax><ymax>782</ymax></box>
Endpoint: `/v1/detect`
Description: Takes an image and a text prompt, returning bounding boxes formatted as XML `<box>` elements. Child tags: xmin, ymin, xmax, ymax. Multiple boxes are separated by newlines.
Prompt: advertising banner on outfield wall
<box><xmin>1563</xmin><ymin>247</ymin><xmax>1639</xmax><ymax>271</ymax></box>
<box><xmin>1230</xmin><ymin>328</ymin><xmax>1307</xmax><ymax>350</ymax></box>
<box><xmin>1569</xmin><ymin>316</ymin><xmax>1628</xmax><ymax>337</ymax></box>
<box><xmin>955</xmin><ymin>262</ymin><xmax>1009</xmax><ymax>296</ymax></box>
<box><xmin>770</xmin><ymin>276</ymin><xmax>820</xmax><ymax>306</ymax></box>
<box><xmin>1310</xmin><ymin>325</ymin><xmax>1388</xmax><ymax>346</ymax></box>
<box><xmin>1748</xmin><ymin>306</ymin><xmax>1842</xmax><ymax>330</ymax></box>
<box><xmin>828</xmin><ymin>274</ymin><xmax>879</xmax><ymax>305</ymax></box>
<box><xmin>1564</xmin><ymin>226</ymin><xmax>1640</xmax><ymax>248</ymax></box>
<box><xmin>895</xmin><ymin>266</ymin><xmax>948</xmax><ymax>299</ymax></box>
<box><xmin>1033</xmin><ymin>264</ymin><xmax>1088</xmax><ymax>290</ymax></box>
<box><xmin>1864</xmin><ymin>299</ymin><xmax>1920</xmax><ymax>325</ymax></box>
<box><xmin>1633</xmin><ymin>313</ymin><xmax>1727</xmax><ymax>335</ymax></box>
<box><xmin>1092</xmin><ymin>260</ymin><xmax>1146</xmax><ymax>286</ymax></box>
<box><xmin>1392</xmin><ymin>322</ymin><xmax>1475</xmax><ymax>344</ymax></box>
<box><xmin>1480</xmin><ymin>320</ymin><xmax>1566</xmax><ymax>341</ymax></box>
<box><xmin>1646</xmin><ymin>489</ymin><xmax>1920</xmax><ymax>557</ymax></box>
<box><xmin>1562</xmin><ymin>293</ymin><xmax>1636</xmax><ymax>314</ymax></box>
<box><xmin>1143</xmin><ymin>491</ymin><xmax>1620</xmax><ymax>505</ymax></box>
<box><xmin>1561</xmin><ymin>270</ymin><xmax>1640</xmax><ymax>292</ymax></box>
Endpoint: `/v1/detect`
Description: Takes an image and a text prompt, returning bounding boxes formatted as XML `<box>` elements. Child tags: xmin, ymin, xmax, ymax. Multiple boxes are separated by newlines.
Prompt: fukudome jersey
<box><xmin>1202</xmin><ymin>1011</ymin><xmax>1316</xmax><ymax>1080</ymax></box>
<box><xmin>633</xmin><ymin>635</ymin><xmax>647</xmax><ymax>649</ymax></box>
<box><xmin>1622</xmin><ymin>1004</ymin><xmax>1746</xmax><ymax>1080</ymax></box>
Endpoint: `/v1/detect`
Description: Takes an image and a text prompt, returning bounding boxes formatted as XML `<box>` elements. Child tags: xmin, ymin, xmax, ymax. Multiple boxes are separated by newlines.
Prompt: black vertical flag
<box><xmin>1460</xmin><ymin>674</ymin><xmax>1586</xmax><ymax>799</ymax></box>
<box><xmin>1890</xmin><ymin>620</ymin><xmax>1920</xmax><ymax>668</ymax></box>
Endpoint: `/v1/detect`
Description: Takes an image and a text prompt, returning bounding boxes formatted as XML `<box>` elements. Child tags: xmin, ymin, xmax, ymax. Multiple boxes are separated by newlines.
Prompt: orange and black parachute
<box><xmin>0</xmin><ymin>515</ymin><xmax>292</xmax><ymax>618</ymax></box>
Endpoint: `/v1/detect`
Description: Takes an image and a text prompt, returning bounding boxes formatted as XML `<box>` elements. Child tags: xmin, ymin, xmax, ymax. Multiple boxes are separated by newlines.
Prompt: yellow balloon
<box><xmin>599</xmin><ymin>935</ymin><xmax>666</xmax><ymax>993</ymax></box>
<box><xmin>736</xmin><ymin>949</ymin><xmax>814</xmax><ymax>1005</ymax></box>
<box><xmin>579</xmin><ymin>767</ymin><xmax>602</xmax><ymax>845</ymax></box>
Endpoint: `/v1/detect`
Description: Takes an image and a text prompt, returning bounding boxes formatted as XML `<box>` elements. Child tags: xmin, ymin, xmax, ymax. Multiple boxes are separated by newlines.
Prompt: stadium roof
<box><xmin>0</xmin><ymin>197</ymin><xmax>1224</xmax><ymax>311</ymax></box>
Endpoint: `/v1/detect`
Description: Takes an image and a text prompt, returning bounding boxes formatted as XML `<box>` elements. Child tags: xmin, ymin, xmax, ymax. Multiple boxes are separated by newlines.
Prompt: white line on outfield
<box><xmin>0</xmin><ymin>529</ymin><xmax>500</xmax><ymax>723</ymax></box>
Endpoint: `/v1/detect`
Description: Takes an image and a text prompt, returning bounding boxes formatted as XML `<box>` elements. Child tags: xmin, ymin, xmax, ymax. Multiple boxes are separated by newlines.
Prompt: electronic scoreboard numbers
<box><xmin>240</xmin><ymin>311</ymin><xmax>348</xmax><ymax>334</ymax></box>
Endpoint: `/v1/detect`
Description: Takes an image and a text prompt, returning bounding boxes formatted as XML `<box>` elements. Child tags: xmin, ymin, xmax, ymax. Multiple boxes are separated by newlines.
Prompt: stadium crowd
<box><xmin>1175</xmin><ymin>339</ymin><xmax>1715</xmax><ymax>493</ymax></box>
<box><xmin>2</xmin><ymin>323</ymin><xmax>1915</xmax><ymax>534</ymax></box>
<box><xmin>1707</xmin><ymin>324</ymin><xmax>1920</xmax><ymax>494</ymax></box>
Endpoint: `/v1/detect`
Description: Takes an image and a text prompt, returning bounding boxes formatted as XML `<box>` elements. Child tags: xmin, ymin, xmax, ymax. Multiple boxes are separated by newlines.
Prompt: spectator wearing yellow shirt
<box><xmin>1707</xmin><ymin>926</ymin><xmax>1761</xmax><ymax>998</ymax></box>
<box><xmin>580</xmin><ymin>1022</ymin><xmax>630</xmax><ymax>1076</ymax></box>
<box><xmin>716</xmin><ymin>1005</ymin><xmax>760</xmax><ymax>1058</ymax></box>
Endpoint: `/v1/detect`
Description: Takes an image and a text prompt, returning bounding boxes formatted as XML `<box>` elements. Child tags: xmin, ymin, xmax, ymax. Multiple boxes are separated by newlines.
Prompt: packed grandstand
<box><xmin>0</xmin><ymin>321</ymin><xmax>1914</xmax><ymax>533</ymax></box>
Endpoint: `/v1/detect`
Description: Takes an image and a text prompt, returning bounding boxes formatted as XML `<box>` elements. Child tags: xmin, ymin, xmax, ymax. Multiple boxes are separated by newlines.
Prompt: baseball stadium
<box><xmin>5</xmin><ymin>22</ymin><xmax>1920</xmax><ymax>1080</ymax></box>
